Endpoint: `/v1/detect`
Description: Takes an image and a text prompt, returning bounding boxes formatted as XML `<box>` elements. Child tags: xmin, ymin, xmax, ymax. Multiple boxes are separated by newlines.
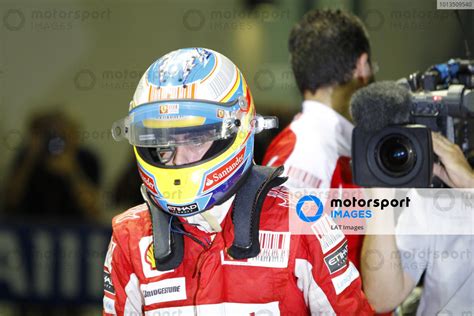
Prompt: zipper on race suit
<box><xmin>192</xmin><ymin>243</ymin><xmax>213</xmax><ymax>316</ymax></box>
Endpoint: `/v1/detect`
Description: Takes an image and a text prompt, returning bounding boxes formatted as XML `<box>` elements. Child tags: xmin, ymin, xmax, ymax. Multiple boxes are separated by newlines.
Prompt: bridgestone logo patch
<box><xmin>143</xmin><ymin>285</ymin><xmax>181</xmax><ymax>297</ymax></box>
<box><xmin>141</xmin><ymin>277</ymin><xmax>187</xmax><ymax>305</ymax></box>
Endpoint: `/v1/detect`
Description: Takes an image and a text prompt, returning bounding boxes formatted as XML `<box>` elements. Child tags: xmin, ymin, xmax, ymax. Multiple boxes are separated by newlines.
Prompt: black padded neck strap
<box><xmin>141</xmin><ymin>185</ymin><xmax>184</xmax><ymax>271</ymax></box>
<box><xmin>227</xmin><ymin>165</ymin><xmax>287</xmax><ymax>260</ymax></box>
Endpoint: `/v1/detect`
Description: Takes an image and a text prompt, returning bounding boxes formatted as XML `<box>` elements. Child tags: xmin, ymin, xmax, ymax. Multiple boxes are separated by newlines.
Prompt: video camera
<box><xmin>352</xmin><ymin>59</ymin><xmax>474</xmax><ymax>188</ymax></box>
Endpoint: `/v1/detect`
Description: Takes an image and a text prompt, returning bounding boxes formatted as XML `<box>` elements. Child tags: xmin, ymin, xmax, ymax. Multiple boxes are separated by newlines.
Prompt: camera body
<box><xmin>408</xmin><ymin>59</ymin><xmax>473</xmax><ymax>92</ymax></box>
<box><xmin>352</xmin><ymin>60</ymin><xmax>474</xmax><ymax>188</ymax></box>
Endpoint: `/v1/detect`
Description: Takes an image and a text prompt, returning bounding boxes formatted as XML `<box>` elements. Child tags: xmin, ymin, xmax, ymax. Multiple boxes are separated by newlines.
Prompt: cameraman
<box><xmin>263</xmin><ymin>9</ymin><xmax>375</xmax><ymax>270</ymax></box>
<box><xmin>362</xmin><ymin>132</ymin><xmax>474</xmax><ymax>314</ymax></box>
<box><xmin>3</xmin><ymin>111</ymin><xmax>102</xmax><ymax>222</ymax></box>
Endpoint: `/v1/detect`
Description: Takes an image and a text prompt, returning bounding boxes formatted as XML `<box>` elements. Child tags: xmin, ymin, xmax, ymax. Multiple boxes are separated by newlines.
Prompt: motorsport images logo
<box><xmin>295</xmin><ymin>193</ymin><xmax>411</xmax><ymax>222</ymax></box>
<box><xmin>296</xmin><ymin>195</ymin><xmax>324</xmax><ymax>222</ymax></box>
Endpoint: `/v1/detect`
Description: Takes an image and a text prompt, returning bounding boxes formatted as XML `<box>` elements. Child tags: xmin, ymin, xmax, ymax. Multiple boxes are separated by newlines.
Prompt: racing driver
<box><xmin>103</xmin><ymin>47</ymin><xmax>373</xmax><ymax>315</ymax></box>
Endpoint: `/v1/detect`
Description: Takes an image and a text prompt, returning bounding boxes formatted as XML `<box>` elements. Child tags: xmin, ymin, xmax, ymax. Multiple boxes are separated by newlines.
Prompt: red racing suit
<box><xmin>263</xmin><ymin>100</ymin><xmax>364</xmax><ymax>270</ymax></box>
<box><xmin>103</xmin><ymin>186</ymin><xmax>373</xmax><ymax>315</ymax></box>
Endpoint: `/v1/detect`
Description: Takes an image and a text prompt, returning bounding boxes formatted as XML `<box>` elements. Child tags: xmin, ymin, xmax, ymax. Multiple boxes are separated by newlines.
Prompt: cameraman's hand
<box><xmin>432</xmin><ymin>132</ymin><xmax>474</xmax><ymax>188</ymax></box>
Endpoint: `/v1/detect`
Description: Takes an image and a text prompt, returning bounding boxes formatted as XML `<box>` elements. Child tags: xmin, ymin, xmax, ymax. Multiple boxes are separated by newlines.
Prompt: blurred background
<box><xmin>0</xmin><ymin>0</ymin><xmax>472</xmax><ymax>314</ymax></box>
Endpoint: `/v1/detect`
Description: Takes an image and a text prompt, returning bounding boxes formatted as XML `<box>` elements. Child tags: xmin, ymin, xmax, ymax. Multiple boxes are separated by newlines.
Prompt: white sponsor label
<box><xmin>221</xmin><ymin>231</ymin><xmax>290</xmax><ymax>268</ymax></box>
<box><xmin>311</xmin><ymin>214</ymin><xmax>345</xmax><ymax>254</ymax></box>
<box><xmin>139</xmin><ymin>236</ymin><xmax>174</xmax><ymax>278</ymax></box>
<box><xmin>103</xmin><ymin>296</ymin><xmax>116</xmax><ymax>314</ymax></box>
<box><xmin>331</xmin><ymin>262</ymin><xmax>359</xmax><ymax>295</ymax></box>
<box><xmin>104</xmin><ymin>240</ymin><xmax>116</xmax><ymax>272</ymax></box>
<box><xmin>144</xmin><ymin>301</ymin><xmax>280</xmax><ymax>315</ymax></box>
<box><xmin>141</xmin><ymin>277</ymin><xmax>187</xmax><ymax>305</ymax></box>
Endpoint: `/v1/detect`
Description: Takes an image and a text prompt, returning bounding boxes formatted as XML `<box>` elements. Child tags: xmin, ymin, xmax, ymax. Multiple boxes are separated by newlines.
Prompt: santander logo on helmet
<box><xmin>203</xmin><ymin>146</ymin><xmax>247</xmax><ymax>193</ymax></box>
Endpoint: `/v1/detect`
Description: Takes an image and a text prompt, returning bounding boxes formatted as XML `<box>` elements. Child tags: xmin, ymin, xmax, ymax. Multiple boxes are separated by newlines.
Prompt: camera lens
<box><xmin>376</xmin><ymin>135</ymin><xmax>416</xmax><ymax>177</ymax></box>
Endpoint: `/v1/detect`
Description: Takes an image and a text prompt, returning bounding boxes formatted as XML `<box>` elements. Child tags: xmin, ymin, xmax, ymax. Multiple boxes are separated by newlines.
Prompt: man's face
<box><xmin>164</xmin><ymin>141</ymin><xmax>213</xmax><ymax>166</ymax></box>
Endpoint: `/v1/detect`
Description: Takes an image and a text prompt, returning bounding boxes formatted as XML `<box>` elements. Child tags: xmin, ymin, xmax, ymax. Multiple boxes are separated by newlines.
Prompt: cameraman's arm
<box><xmin>361</xmin><ymin>189</ymin><xmax>422</xmax><ymax>312</ymax></box>
<box><xmin>432</xmin><ymin>132</ymin><xmax>474</xmax><ymax>188</ymax></box>
<box><xmin>362</xmin><ymin>235</ymin><xmax>416</xmax><ymax>312</ymax></box>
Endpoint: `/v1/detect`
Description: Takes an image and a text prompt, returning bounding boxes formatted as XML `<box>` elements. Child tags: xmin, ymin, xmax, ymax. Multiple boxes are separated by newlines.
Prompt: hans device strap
<box><xmin>227</xmin><ymin>165</ymin><xmax>287</xmax><ymax>259</ymax></box>
<box><xmin>141</xmin><ymin>185</ymin><xmax>184</xmax><ymax>271</ymax></box>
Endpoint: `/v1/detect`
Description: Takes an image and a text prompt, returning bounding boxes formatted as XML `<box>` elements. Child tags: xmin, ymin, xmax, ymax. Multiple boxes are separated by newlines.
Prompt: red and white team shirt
<box><xmin>262</xmin><ymin>100</ymin><xmax>363</xmax><ymax>270</ymax></box>
<box><xmin>103</xmin><ymin>187</ymin><xmax>373</xmax><ymax>315</ymax></box>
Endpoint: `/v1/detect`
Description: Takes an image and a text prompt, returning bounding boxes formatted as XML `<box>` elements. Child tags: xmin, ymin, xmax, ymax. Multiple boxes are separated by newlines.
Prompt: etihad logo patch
<box><xmin>203</xmin><ymin>146</ymin><xmax>246</xmax><ymax>192</ymax></box>
<box><xmin>103</xmin><ymin>271</ymin><xmax>115</xmax><ymax>294</ymax></box>
<box><xmin>167</xmin><ymin>203</ymin><xmax>198</xmax><ymax>215</ymax></box>
<box><xmin>221</xmin><ymin>231</ymin><xmax>290</xmax><ymax>268</ymax></box>
<box><xmin>139</xmin><ymin>236</ymin><xmax>174</xmax><ymax>278</ymax></box>
<box><xmin>141</xmin><ymin>277</ymin><xmax>186</xmax><ymax>305</ymax></box>
<box><xmin>324</xmin><ymin>240</ymin><xmax>348</xmax><ymax>274</ymax></box>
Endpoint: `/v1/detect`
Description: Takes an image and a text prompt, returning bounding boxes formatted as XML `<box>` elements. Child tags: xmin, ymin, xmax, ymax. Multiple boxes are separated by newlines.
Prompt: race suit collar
<box><xmin>302</xmin><ymin>100</ymin><xmax>353</xmax><ymax>157</ymax></box>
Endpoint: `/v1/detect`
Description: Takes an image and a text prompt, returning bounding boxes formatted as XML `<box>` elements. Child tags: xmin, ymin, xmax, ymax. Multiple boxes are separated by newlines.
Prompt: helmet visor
<box><xmin>112</xmin><ymin>99</ymin><xmax>242</xmax><ymax>147</ymax></box>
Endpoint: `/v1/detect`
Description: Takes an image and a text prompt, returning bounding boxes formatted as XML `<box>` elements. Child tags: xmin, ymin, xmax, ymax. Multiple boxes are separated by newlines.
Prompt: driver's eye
<box><xmin>189</xmin><ymin>139</ymin><xmax>205</xmax><ymax>147</ymax></box>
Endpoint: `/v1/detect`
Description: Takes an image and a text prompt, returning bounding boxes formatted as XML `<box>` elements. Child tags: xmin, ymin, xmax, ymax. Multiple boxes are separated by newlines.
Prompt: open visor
<box><xmin>111</xmin><ymin>98</ymin><xmax>278</xmax><ymax>147</ymax></box>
